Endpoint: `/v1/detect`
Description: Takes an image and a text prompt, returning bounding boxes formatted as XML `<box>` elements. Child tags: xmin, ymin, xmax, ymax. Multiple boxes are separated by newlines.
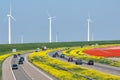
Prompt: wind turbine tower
<box><xmin>21</xmin><ymin>35</ymin><xmax>23</xmax><ymax>44</ymax></box>
<box><xmin>56</xmin><ymin>32</ymin><xmax>58</xmax><ymax>42</ymax></box>
<box><xmin>7</xmin><ymin>5</ymin><xmax>15</xmax><ymax>44</ymax></box>
<box><xmin>92</xmin><ymin>32</ymin><xmax>94</xmax><ymax>41</ymax></box>
<box><xmin>48</xmin><ymin>16</ymin><xmax>54</xmax><ymax>43</ymax></box>
<box><xmin>87</xmin><ymin>16</ymin><xmax>91</xmax><ymax>41</ymax></box>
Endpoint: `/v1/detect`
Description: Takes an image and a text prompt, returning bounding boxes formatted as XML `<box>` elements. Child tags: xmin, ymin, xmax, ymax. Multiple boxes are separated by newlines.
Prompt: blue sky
<box><xmin>0</xmin><ymin>0</ymin><xmax>120</xmax><ymax>44</ymax></box>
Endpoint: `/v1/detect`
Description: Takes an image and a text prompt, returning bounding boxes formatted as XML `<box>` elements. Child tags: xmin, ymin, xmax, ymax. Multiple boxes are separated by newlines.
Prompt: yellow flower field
<box><xmin>0</xmin><ymin>54</ymin><xmax>11</xmax><ymax>61</ymax></box>
<box><xmin>0</xmin><ymin>50</ymin><xmax>29</xmax><ymax>61</ymax></box>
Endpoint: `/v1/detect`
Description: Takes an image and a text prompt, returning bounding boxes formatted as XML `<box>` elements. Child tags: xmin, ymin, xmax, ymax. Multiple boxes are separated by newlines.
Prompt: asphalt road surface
<box><xmin>2</xmin><ymin>53</ymin><xmax>56</xmax><ymax>80</ymax></box>
<box><xmin>48</xmin><ymin>51</ymin><xmax>120</xmax><ymax>76</ymax></box>
<box><xmin>11</xmin><ymin>57</ymin><xmax>31</xmax><ymax>80</ymax></box>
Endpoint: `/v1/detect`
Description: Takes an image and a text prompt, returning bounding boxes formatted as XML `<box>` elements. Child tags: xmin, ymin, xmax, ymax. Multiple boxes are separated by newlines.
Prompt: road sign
<box><xmin>12</xmin><ymin>49</ymin><xmax>16</xmax><ymax>52</ymax></box>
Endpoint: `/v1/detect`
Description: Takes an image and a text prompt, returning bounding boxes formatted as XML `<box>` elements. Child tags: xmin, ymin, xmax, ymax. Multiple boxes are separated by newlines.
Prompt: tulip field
<box><xmin>84</xmin><ymin>46</ymin><xmax>120</xmax><ymax>57</ymax></box>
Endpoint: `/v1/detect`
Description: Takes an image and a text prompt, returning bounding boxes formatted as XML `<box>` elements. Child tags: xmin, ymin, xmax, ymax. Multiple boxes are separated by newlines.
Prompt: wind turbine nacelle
<box><xmin>7</xmin><ymin>14</ymin><xmax>10</xmax><ymax>17</ymax></box>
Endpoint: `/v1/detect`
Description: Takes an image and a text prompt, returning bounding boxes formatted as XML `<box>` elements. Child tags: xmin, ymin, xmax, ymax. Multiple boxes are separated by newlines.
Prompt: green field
<box><xmin>1</xmin><ymin>40</ymin><xmax>120</xmax><ymax>55</ymax></box>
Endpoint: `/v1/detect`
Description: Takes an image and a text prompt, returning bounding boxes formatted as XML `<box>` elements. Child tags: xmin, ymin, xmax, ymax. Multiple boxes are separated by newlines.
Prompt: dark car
<box><xmin>60</xmin><ymin>54</ymin><xmax>65</xmax><ymax>58</ymax></box>
<box><xmin>52</xmin><ymin>54</ymin><xmax>56</xmax><ymax>57</ymax></box>
<box><xmin>55</xmin><ymin>52</ymin><xmax>59</xmax><ymax>57</ymax></box>
<box><xmin>12</xmin><ymin>64</ymin><xmax>18</xmax><ymax>70</ymax></box>
<box><xmin>18</xmin><ymin>53</ymin><xmax>21</xmax><ymax>56</ymax></box>
<box><xmin>13</xmin><ymin>54</ymin><xmax>17</xmax><ymax>58</ymax></box>
<box><xmin>18</xmin><ymin>60</ymin><xmax>23</xmax><ymax>64</ymax></box>
<box><xmin>20</xmin><ymin>57</ymin><xmax>24</xmax><ymax>61</ymax></box>
<box><xmin>88</xmin><ymin>60</ymin><xmax>94</xmax><ymax>65</ymax></box>
<box><xmin>75</xmin><ymin>59</ymin><xmax>82</xmax><ymax>65</ymax></box>
<box><xmin>68</xmin><ymin>57</ymin><xmax>73</xmax><ymax>62</ymax></box>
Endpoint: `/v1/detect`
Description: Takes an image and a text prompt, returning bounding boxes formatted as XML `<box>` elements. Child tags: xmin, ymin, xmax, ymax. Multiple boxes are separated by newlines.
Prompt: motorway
<box><xmin>48</xmin><ymin>51</ymin><xmax>120</xmax><ymax>76</ymax></box>
<box><xmin>2</xmin><ymin>53</ymin><xmax>56</xmax><ymax>80</ymax></box>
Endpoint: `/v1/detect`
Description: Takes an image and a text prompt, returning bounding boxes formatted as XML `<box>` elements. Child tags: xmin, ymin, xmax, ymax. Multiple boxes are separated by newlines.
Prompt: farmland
<box><xmin>1</xmin><ymin>40</ymin><xmax>120</xmax><ymax>55</ymax></box>
<box><xmin>1</xmin><ymin>40</ymin><xmax>120</xmax><ymax>80</ymax></box>
<box><xmin>84</xmin><ymin>46</ymin><xmax>120</xmax><ymax>57</ymax></box>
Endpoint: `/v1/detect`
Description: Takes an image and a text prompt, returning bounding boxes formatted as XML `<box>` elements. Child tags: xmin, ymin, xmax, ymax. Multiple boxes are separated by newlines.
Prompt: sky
<box><xmin>0</xmin><ymin>0</ymin><xmax>120</xmax><ymax>44</ymax></box>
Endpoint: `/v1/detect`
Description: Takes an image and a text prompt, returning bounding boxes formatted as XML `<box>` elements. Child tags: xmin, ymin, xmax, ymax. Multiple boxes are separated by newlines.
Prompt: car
<box><xmin>42</xmin><ymin>46</ymin><xmax>47</xmax><ymax>51</ymax></box>
<box><xmin>88</xmin><ymin>60</ymin><xmax>94</xmax><ymax>65</ymax></box>
<box><xmin>13</xmin><ymin>54</ymin><xmax>17</xmax><ymax>58</ymax></box>
<box><xmin>12</xmin><ymin>64</ymin><xmax>18</xmax><ymax>70</ymax></box>
<box><xmin>60</xmin><ymin>54</ymin><xmax>65</xmax><ymax>58</ymax></box>
<box><xmin>17</xmin><ymin>53</ymin><xmax>21</xmax><ymax>56</ymax></box>
<box><xmin>52</xmin><ymin>54</ymin><xmax>56</xmax><ymax>57</ymax></box>
<box><xmin>55</xmin><ymin>52</ymin><xmax>59</xmax><ymax>57</ymax></box>
<box><xmin>75</xmin><ymin>59</ymin><xmax>82</xmax><ymax>65</ymax></box>
<box><xmin>20</xmin><ymin>57</ymin><xmax>24</xmax><ymax>61</ymax></box>
<box><xmin>35</xmin><ymin>48</ymin><xmax>40</xmax><ymax>52</ymax></box>
<box><xmin>18</xmin><ymin>60</ymin><xmax>23</xmax><ymax>64</ymax></box>
<box><xmin>68</xmin><ymin>57</ymin><xmax>73</xmax><ymax>62</ymax></box>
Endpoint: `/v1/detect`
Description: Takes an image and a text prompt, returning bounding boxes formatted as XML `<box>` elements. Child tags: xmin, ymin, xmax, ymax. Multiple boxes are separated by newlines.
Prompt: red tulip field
<box><xmin>84</xmin><ymin>46</ymin><xmax>120</xmax><ymax>57</ymax></box>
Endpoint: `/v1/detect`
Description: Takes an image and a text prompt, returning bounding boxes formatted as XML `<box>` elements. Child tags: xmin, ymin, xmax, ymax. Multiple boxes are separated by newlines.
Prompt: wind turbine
<box><xmin>87</xmin><ymin>16</ymin><xmax>91</xmax><ymax>41</ymax></box>
<box><xmin>21</xmin><ymin>35</ymin><xmax>23</xmax><ymax>44</ymax></box>
<box><xmin>92</xmin><ymin>32</ymin><xmax>94</xmax><ymax>41</ymax></box>
<box><xmin>7</xmin><ymin>5</ymin><xmax>15</xmax><ymax>44</ymax></box>
<box><xmin>56</xmin><ymin>32</ymin><xmax>58</xmax><ymax>42</ymax></box>
<box><xmin>48</xmin><ymin>14</ymin><xmax>54</xmax><ymax>43</ymax></box>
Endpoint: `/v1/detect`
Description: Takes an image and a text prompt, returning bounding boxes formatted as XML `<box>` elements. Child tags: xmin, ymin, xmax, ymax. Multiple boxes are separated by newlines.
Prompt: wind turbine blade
<box><xmin>46</xmin><ymin>11</ymin><xmax>50</xmax><ymax>17</ymax></box>
<box><xmin>10</xmin><ymin>15</ymin><xmax>16</xmax><ymax>21</ymax></box>
<box><xmin>52</xmin><ymin>16</ymin><xmax>55</xmax><ymax>18</ymax></box>
<box><xmin>10</xmin><ymin>6</ymin><xmax>11</xmax><ymax>15</ymax></box>
<box><xmin>9</xmin><ymin>2</ymin><xmax>12</xmax><ymax>15</ymax></box>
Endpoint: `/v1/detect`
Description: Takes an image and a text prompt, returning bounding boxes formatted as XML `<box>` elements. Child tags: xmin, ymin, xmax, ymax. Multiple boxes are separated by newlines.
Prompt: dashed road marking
<box><xmin>9</xmin><ymin>57</ymin><xmax>17</xmax><ymax>80</ymax></box>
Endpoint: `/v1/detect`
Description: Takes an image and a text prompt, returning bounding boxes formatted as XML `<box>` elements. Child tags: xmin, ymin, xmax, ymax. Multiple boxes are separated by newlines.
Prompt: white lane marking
<box><xmin>25</xmin><ymin>54</ymin><xmax>53</xmax><ymax>80</ymax></box>
<box><xmin>9</xmin><ymin>57</ymin><xmax>17</xmax><ymax>80</ymax></box>
<box><xmin>19</xmin><ymin>65</ymin><xmax>32</xmax><ymax>80</ymax></box>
